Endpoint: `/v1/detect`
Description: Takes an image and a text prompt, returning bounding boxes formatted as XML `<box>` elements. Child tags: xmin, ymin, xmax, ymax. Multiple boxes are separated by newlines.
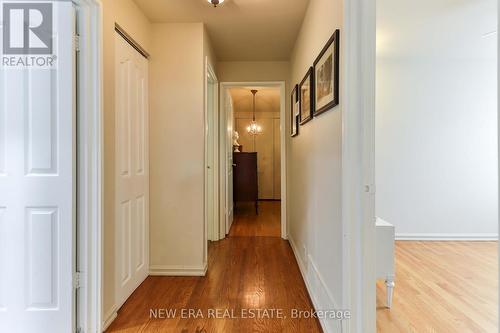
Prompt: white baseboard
<box><xmin>102</xmin><ymin>305</ymin><xmax>118</xmax><ymax>332</ymax></box>
<box><xmin>288</xmin><ymin>236</ymin><xmax>343</xmax><ymax>333</ymax></box>
<box><xmin>395</xmin><ymin>233</ymin><xmax>498</xmax><ymax>241</ymax></box>
<box><xmin>149</xmin><ymin>263</ymin><xmax>208</xmax><ymax>276</ymax></box>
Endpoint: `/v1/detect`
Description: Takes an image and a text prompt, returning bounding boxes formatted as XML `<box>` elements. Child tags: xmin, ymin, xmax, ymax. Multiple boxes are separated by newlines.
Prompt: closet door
<box><xmin>0</xmin><ymin>3</ymin><xmax>76</xmax><ymax>332</ymax></box>
<box><xmin>114</xmin><ymin>32</ymin><xmax>149</xmax><ymax>308</ymax></box>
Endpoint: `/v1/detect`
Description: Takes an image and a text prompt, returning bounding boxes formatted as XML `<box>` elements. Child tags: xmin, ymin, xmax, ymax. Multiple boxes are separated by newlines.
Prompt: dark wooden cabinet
<box><xmin>233</xmin><ymin>152</ymin><xmax>258</xmax><ymax>213</ymax></box>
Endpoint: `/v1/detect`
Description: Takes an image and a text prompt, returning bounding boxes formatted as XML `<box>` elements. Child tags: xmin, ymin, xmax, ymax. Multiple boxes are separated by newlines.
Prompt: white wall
<box><xmin>376</xmin><ymin>0</ymin><xmax>498</xmax><ymax>238</ymax></box>
<box><xmin>288</xmin><ymin>0</ymin><xmax>343</xmax><ymax>332</ymax></box>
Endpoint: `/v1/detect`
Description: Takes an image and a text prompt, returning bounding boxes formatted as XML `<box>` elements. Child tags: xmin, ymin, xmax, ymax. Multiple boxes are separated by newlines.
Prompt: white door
<box><xmin>226</xmin><ymin>94</ymin><xmax>234</xmax><ymax>232</ymax></box>
<box><xmin>206</xmin><ymin>79</ymin><xmax>215</xmax><ymax>240</ymax></box>
<box><xmin>115</xmin><ymin>33</ymin><xmax>149</xmax><ymax>308</ymax></box>
<box><xmin>0</xmin><ymin>3</ymin><xmax>76</xmax><ymax>332</ymax></box>
<box><xmin>273</xmin><ymin>118</ymin><xmax>281</xmax><ymax>200</ymax></box>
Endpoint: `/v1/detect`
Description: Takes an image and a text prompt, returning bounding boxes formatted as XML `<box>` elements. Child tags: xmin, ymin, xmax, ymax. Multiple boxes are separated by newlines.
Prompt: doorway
<box><xmin>375</xmin><ymin>0</ymin><xmax>498</xmax><ymax>331</ymax></box>
<box><xmin>217</xmin><ymin>82</ymin><xmax>287</xmax><ymax>240</ymax></box>
<box><xmin>230</xmin><ymin>86</ymin><xmax>282</xmax><ymax>237</ymax></box>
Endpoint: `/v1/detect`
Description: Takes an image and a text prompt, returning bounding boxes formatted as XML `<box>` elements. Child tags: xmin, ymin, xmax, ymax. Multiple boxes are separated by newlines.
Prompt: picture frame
<box><xmin>299</xmin><ymin>67</ymin><xmax>314</xmax><ymax>125</ymax></box>
<box><xmin>313</xmin><ymin>29</ymin><xmax>340</xmax><ymax>116</ymax></box>
<box><xmin>291</xmin><ymin>85</ymin><xmax>299</xmax><ymax>137</ymax></box>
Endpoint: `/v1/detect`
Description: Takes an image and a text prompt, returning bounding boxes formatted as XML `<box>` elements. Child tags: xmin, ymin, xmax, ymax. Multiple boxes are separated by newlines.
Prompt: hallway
<box><xmin>107</xmin><ymin>202</ymin><xmax>322</xmax><ymax>333</ymax></box>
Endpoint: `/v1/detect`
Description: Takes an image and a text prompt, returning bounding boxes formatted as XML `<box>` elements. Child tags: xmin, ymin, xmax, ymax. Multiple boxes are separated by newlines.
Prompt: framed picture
<box><xmin>291</xmin><ymin>84</ymin><xmax>299</xmax><ymax>137</ymax></box>
<box><xmin>313</xmin><ymin>29</ymin><xmax>340</xmax><ymax>116</ymax></box>
<box><xmin>299</xmin><ymin>67</ymin><xmax>314</xmax><ymax>125</ymax></box>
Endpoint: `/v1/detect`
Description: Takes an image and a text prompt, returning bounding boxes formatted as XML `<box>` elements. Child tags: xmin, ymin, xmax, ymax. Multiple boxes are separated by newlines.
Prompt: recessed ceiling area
<box><xmin>132</xmin><ymin>0</ymin><xmax>310</xmax><ymax>61</ymax></box>
<box><xmin>229</xmin><ymin>87</ymin><xmax>281</xmax><ymax>113</ymax></box>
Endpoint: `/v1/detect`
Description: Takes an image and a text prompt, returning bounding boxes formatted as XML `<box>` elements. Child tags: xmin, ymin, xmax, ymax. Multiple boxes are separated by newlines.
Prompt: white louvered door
<box><xmin>114</xmin><ymin>32</ymin><xmax>149</xmax><ymax>309</ymax></box>
<box><xmin>0</xmin><ymin>2</ymin><xmax>76</xmax><ymax>332</ymax></box>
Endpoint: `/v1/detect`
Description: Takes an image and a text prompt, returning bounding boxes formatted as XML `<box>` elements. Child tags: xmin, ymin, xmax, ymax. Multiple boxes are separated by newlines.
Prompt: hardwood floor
<box><xmin>107</xmin><ymin>204</ymin><xmax>497</xmax><ymax>333</ymax></box>
<box><xmin>377</xmin><ymin>241</ymin><xmax>498</xmax><ymax>333</ymax></box>
<box><xmin>229</xmin><ymin>201</ymin><xmax>281</xmax><ymax>237</ymax></box>
<box><xmin>107</xmin><ymin>201</ymin><xmax>323</xmax><ymax>333</ymax></box>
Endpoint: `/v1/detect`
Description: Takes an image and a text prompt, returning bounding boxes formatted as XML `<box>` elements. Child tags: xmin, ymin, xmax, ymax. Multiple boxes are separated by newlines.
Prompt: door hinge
<box><xmin>74</xmin><ymin>34</ymin><xmax>81</xmax><ymax>52</ymax></box>
<box><xmin>364</xmin><ymin>184</ymin><xmax>376</xmax><ymax>194</ymax></box>
<box><xmin>74</xmin><ymin>272</ymin><xmax>83</xmax><ymax>289</ymax></box>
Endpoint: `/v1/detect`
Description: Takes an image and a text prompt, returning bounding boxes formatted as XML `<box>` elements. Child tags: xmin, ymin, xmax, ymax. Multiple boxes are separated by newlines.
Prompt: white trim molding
<box><xmin>102</xmin><ymin>305</ymin><xmax>118</xmax><ymax>332</ymax></box>
<box><xmin>205</xmin><ymin>59</ymin><xmax>220</xmax><ymax>244</ymax></box>
<box><xmin>288</xmin><ymin>236</ymin><xmax>344</xmax><ymax>333</ymax></box>
<box><xmin>395</xmin><ymin>233</ymin><xmax>499</xmax><ymax>241</ymax></box>
<box><xmin>342</xmin><ymin>0</ymin><xmax>376</xmax><ymax>330</ymax></box>
<box><xmin>73</xmin><ymin>0</ymin><xmax>103</xmax><ymax>332</ymax></box>
<box><xmin>149</xmin><ymin>264</ymin><xmax>208</xmax><ymax>276</ymax></box>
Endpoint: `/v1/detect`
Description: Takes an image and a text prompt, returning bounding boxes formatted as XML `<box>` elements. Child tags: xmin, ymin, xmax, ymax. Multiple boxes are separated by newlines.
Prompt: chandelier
<box><xmin>246</xmin><ymin>90</ymin><xmax>263</xmax><ymax>136</ymax></box>
<box><xmin>207</xmin><ymin>0</ymin><xmax>224</xmax><ymax>7</ymax></box>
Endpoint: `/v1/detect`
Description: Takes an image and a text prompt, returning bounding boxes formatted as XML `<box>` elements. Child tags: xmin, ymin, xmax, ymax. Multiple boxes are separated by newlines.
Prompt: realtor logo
<box><xmin>3</xmin><ymin>2</ymin><xmax>53</xmax><ymax>55</ymax></box>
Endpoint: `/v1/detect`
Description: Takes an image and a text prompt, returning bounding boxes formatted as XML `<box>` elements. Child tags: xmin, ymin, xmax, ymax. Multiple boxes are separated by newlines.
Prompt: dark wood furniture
<box><xmin>233</xmin><ymin>152</ymin><xmax>258</xmax><ymax>214</ymax></box>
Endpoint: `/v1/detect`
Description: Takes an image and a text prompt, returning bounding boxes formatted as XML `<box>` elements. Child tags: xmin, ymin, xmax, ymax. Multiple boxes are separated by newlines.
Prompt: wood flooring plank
<box><xmin>107</xmin><ymin>202</ymin><xmax>322</xmax><ymax>333</ymax></box>
<box><xmin>377</xmin><ymin>241</ymin><xmax>498</xmax><ymax>333</ymax></box>
<box><xmin>106</xmin><ymin>204</ymin><xmax>498</xmax><ymax>333</ymax></box>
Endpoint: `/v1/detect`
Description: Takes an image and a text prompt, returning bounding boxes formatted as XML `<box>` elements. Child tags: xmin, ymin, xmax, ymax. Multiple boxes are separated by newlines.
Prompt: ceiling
<box><xmin>132</xmin><ymin>0</ymin><xmax>310</xmax><ymax>61</ymax></box>
<box><xmin>229</xmin><ymin>87</ymin><xmax>281</xmax><ymax>112</ymax></box>
<box><xmin>377</xmin><ymin>0</ymin><xmax>497</xmax><ymax>60</ymax></box>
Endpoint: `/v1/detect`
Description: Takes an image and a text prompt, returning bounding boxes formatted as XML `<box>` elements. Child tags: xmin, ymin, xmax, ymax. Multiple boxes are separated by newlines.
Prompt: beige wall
<box><xmin>288</xmin><ymin>0</ymin><xmax>343</xmax><ymax>331</ymax></box>
<box><xmin>149</xmin><ymin>23</ymin><xmax>216</xmax><ymax>274</ymax></box>
<box><xmin>101</xmin><ymin>2</ymin><xmax>217</xmax><ymax>325</ymax></box>
<box><xmin>234</xmin><ymin>113</ymin><xmax>281</xmax><ymax>200</ymax></box>
<box><xmin>217</xmin><ymin>61</ymin><xmax>290</xmax><ymax>83</ymax></box>
<box><xmin>204</xmin><ymin>27</ymin><xmax>217</xmax><ymax>74</ymax></box>
<box><xmin>101</xmin><ymin>0</ymin><xmax>152</xmax><ymax>324</ymax></box>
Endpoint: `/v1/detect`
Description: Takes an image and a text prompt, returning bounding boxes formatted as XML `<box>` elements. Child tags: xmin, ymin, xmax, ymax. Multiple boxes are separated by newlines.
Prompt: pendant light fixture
<box><xmin>207</xmin><ymin>0</ymin><xmax>224</xmax><ymax>7</ymax></box>
<box><xmin>246</xmin><ymin>90</ymin><xmax>263</xmax><ymax>136</ymax></box>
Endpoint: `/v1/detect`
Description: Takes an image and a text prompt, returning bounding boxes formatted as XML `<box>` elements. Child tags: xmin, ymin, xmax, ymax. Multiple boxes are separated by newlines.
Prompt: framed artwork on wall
<box><xmin>313</xmin><ymin>29</ymin><xmax>340</xmax><ymax>116</ymax></box>
<box><xmin>299</xmin><ymin>67</ymin><xmax>314</xmax><ymax>125</ymax></box>
<box><xmin>291</xmin><ymin>84</ymin><xmax>299</xmax><ymax>137</ymax></box>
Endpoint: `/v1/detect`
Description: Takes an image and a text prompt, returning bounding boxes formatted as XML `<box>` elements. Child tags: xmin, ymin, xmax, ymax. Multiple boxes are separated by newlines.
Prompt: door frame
<box><xmin>341</xmin><ymin>0</ymin><xmax>377</xmax><ymax>331</ymax></box>
<box><xmin>204</xmin><ymin>60</ymin><xmax>220</xmax><ymax>247</ymax></box>
<box><xmin>219</xmin><ymin>81</ymin><xmax>288</xmax><ymax>240</ymax></box>
<box><xmin>73</xmin><ymin>0</ymin><xmax>103</xmax><ymax>332</ymax></box>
